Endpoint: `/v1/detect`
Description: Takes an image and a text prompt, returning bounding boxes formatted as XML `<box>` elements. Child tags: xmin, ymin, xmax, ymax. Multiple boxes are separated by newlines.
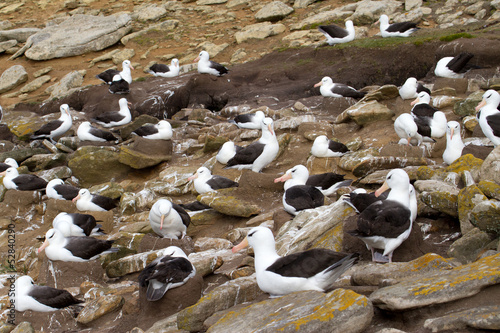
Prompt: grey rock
<box><xmin>198</xmin><ymin>188</ymin><xmax>261</xmax><ymax>217</ymax></box>
<box><xmin>197</xmin><ymin>0</ymin><xmax>227</xmax><ymax>4</ymax></box>
<box><xmin>23</xmin><ymin>14</ymin><xmax>132</xmax><ymax>60</ymax></box>
<box><xmin>235</xmin><ymin>22</ymin><xmax>286</xmax><ymax>44</ymax></box>
<box><xmin>480</xmin><ymin>145</ymin><xmax>500</xmax><ymax>184</ymax></box>
<box><xmin>177</xmin><ymin>275</ymin><xmax>261</xmax><ymax>332</ymax></box>
<box><xmin>405</xmin><ymin>0</ymin><xmax>422</xmax><ymax>11</ymax></box>
<box><xmin>414</xmin><ymin>180</ymin><xmax>460</xmax><ymax>196</ymax></box>
<box><xmin>0</xmin><ymin>39</ymin><xmax>17</xmax><ymax>53</ymax></box>
<box><xmin>46</xmin><ymin>70</ymin><xmax>85</xmax><ymax>100</ymax></box>
<box><xmin>19</xmin><ymin>75</ymin><xmax>51</xmax><ymax>94</ymax></box>
<box><xmin>424</xmin><ymin>305</ymin><xmax>500</xmax><ymax>332</ymax></box>
<box><xmin>454</xmin><ymin>90</ymin><xmax>483</xmax><ymax>117</ymax></box>
<box><xmin>207</xmin><ymin>289</ymin><xmax>373</xmax><ymax>333</ymax></box>
<box><xmin>136</xmin><ymin>5</ymin><xmax>167</xmax><ymax>22</ymax></box>
<box><xmin>350</xmin><ymin>0</ymin><xmax>402</xmax><ymax>25</ymax></box>
<box><xmin>457</xmin><ymin>185</ymin><xmax>487</xmax><ymax>234</ymax></box>
<box><xmin>276</xmin><ymin>200</ymin><xmax>354</xmax><ymax>255</ymax></box>
<box><xmin>294</xmin><ymin>0</ymin><xmax>317</xmax><ymax>9</ymax></box>
<box><xmin>339</xmin><ymin>148</ymin><xmax>379</xmax><ymax>171</ymax></box>
<box><xmin>370</xmin><ymin>253</ymin><xmax>500</xmax><ymax>311</ymax></box>
<box><xmin>290</xmin><ymin>9</ymin><xmax>353</xmax><ymax>30</ymax></box>
<box><xmin>0</xmin><ymin>27</ymin><xmax>40</xmax><ymax>43</ymax></box>
<box><xmin>470</xmin><ymin>199</ymin><xmax>500</xmax><ymax>235</ymax></box>
<box><xmin>119</xmin><ymin>137</ymin><xmax>172</xmax><ymax>169</ymax></box>
<box><xmin>121</xmin><ymin>20</ymin><xmax>179</xmax><ymax>44</ymax></box>
<box><xmin>351</xmin><ymin>253</ymin><xmax>455</xmax><ymax>286</ymax></box>
<box><xmin>420</xmin><ymin>191</ymin><xmax>458</xmax><ymax>217</ymax></box>
<box><xmin>76</xmin><ymin>295</ymin><xmax>124</xmax><ymax>324</ymax></box>
<box><xmin>255</xmin><ymin>1</ymin><xmax>294</xmax><ymax>22</ymax></box>
<box><xmin>11</xmin><ymin>321</ymin><xmax>34</xmax><ymax>333</ymax></box>
<box><xmin>448</xmin><ymin>228</ymin><xmax>494</xmax><ymax>264</ymax></box>
<box><xmin>0</xmin><ymin>65</ymin><xmax>28</xmax><ymax>93</ymax></box>
<box><xmin>342</xmin><ymin>100</ymin><xmax>395</xmax><ymax>125</ymax></box>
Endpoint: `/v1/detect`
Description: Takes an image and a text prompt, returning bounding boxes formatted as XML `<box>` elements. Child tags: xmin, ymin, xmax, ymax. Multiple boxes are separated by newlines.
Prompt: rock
<box><xmin>0</xmin><ymin>39</ymin><xmax>17</xmax><ymax>53</ymax></box>
<box><xmin>405</xmin><ymin>0</ymin><xmax>422</xmax><ymax>11</ymax></box>
<box><xmin>457</xmin><ymin>185</ymin><xmax>488</xmax><ymax>234</ymax></box>
<box><xmin>0</xmin><ymin>28</ymin><xmax>40</xmax><ymax>43</ymax></box>
<box><xmin>37</xmin><ymin>259</ymin><xmax>108</xmax><ymax>289</ymax></box>
<box><xmin>420</xmin><ymin>191</ymin><xmax>458</xmax><ymax>217</ymax></box>
<box><xmin>339</xmin><ymin>148</ymin><xmax>379</xmax><ymax>171</ymax></box>
<box><xmin>197</xmin><ymin>0</ymin><xmax>227</xmax><ymax>4</ymax></box>
<box><xmin>76</xmin><ymin>295</ymin><xmax>124</xmax><ymax>324</ymax></box>
<box><xmin>370</xmin><ymin>253</ymin><xmax>500</xmax><ymax>311</ymax></box>
<box><xmin>177</xmin><ymin>275</ymin><xmax>262</xmax><ymax>332</ymax></box>
<box><xmin>424</xmin><ymin>305</ymin><xmax>500</xmax><ymax>332</ymax></box>
<box><xmin>23</xmin><ymin>14</ymin><xmax>132</xmax><ymax>60</ymax></box>
<box><xmin>290</xmin><ymin>9</ymin><xmax>352</xmax><ymax>30</ymax></box>
<box><xmin>18</xmin><ymin>75</ymin><xmax>51</xmax><ymax>94</ymax></box>
<box><xmin>136</xmin><ymin>5</ymin><xmax>167</xmax><ymax>22</ymax></box>
<box><xmin>470</xmin><ymin>199</ymin><xmax>500</xmax><ymax>235</ymax></box>
<box><xmin>342</xmin><ymin>100</ymin><xmax>394</xmax><ymax>125</ymax></box>
<box><xmin>446</xmin><ymin>154</ymin><xmax>483</xmax><ymax>183</ymax></box>
<box><xmin>361</xmin><ymin>85</ymin><xmax>399</xmax><ymax>101</ymax></box>
<box><xmin>350</xmin><ymin>0</ymin><xmax>402</xmax><ymax>25</ymax></box>
<box><xmin>453</xmin><ymin>90</ymin><xmax>483</xmax><ymax>117</ymax></box>
<box><xmin>478</xmin><ymin>180</ymin><xmax>500</xmax><ymax>201</ymax></box>
<box><xmin>207</xmin><ymin>289</ymin><xmax>373</xmax><ymax>333</ymax></box>
<box><xmin>68</xmin><ymin>146</ymin><xmax>133</xmax><ymax>187</ymax></box>
<box><xmin>198</xmin><ymin>188</ymin><xmax>260</xmax><ymax>217</ymax></box>
<box><xmin>432</xmin><ymin>95</ymin><xmax>462</xmax><ymax>109</ymax></box>
<box><xmin>414</xmin><ymin>180</ymin><xmax>459</xmax><ymax>196</ymax></box>
<box><xmin>112</xmin><ymin>49</ymin><xmax>135</xmax><ymax>65</ymax></box>
<box><xmin>11</xmin><ymin>322</ymin><xmax>34</xmax><ymax>333</ymax></box>
<box><xmin>480</xmin><ymin>145</ymin><xmax>500</xmax><ymax>184</ymax></box>
<box><xmin>121</xmin><ymin>20</ymin><xmax>179</xmax><ymax>45</ymax></box>
<box><xmin>106</xmin><ymin>248</ymin><xmax>167</xmax><ymax>278</ymax></box>
<box><xmin>47</xmin><ymin>70</ymin><xmax>85</xmax><ymax>100</ymax></box>
<box><xmin>21</xmin><ymin>153</ymin><xmax>67</xmax><ymax>171</ymax></box>
<box><xmin>188</xmin><ymin>250</ymin><xmax>225</xmax><ymax>277</ymax></box>
<box><xmin>351</xmin><ymin>253</ymin><xmax>455</xmax><ymax>286</ymax></box>
<box><xmin>294</xmin><ymin>0</ymin><xmax>317</xmax><ymax>9</ymax></box>
<box><xmin>462</xmin><ymin>115</ymin><xmax>478</xmax><ymax>131</ymax></box>
<box><xmin>119</xmin><ymin>137</ymin><xmax>172</xmax><ymax>169</ymax></box>
<box><xmin>194</xmin><ymin>237</ymin><xmax>233</xmax><ymax>251</ymax></box>
<box><xmin>276</xmin><ymin>200</ymin><xmax>355</xmax><ymax>255</ymax></box>
<box><xmin>0</xmin><ymin>65</ymin><xmax>28</xmax><ymax>93</ymax></box>
<box><xmin>352</xmin><ymin>156</ymin><xmax>431</xmax><ymax>177</ymax></box>
<box><xmin>448</xmin><ymin>228</ymin><xmax>494</xmax><ymax>264</ymax></box>
<box><xmin>197</xmin><ymin>42</ymin><xmax>228</xmax><ymax>59</ymax></box>
<box><xmin>255</xmin><ymin>1</ymin><xmax>294</xmax><ymax>22</ymax></box>
<box><xmin>235</xmin><ymin>22</ymin><xmax>286</xmax><ymax>44</ymax></box>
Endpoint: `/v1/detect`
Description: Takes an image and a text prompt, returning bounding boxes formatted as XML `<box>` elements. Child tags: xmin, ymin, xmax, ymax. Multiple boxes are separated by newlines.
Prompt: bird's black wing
<box><xmin>328</xmin><ymin>140</ymin><xmax>349</xmax><ymax>153</ymax></box>
<box><xmin>149</xmin><ymin>64</ymin><xmax>170</xmax><ymax>73</ymax></box>
<box><xmin>92</xmin><ymin>111</ymin><xmax>125</xmax><ymax>124</ymax></box>
<box><xmin>486</xmin><ymin>113</ymin><xmax>500</xmax><ymax>137</ymax></box>
<box><xmin>206</xmin><ymin>175</ymin><xmax>239</xmax><ymax>190</ymax></box>
<box><xmin>416</xmin><ymin>83</ymin><xmax>431</xmax><ymax>95</ymax></box>
<box><xmin>446</xmin><ymin>53</ymin><xmax>474</xmax><ymax>73</ymax></box>
<box><xmin>209</xmin><ymin>61</ymin><xmax>229</xmax><ymax>76</ymax></box>
<box><xmin>306</xmin><ymin>173</ymin><xmax>345</xmax><ymax>189</ymax></box>
<box><xmin>69</xmin><ymin>213</ymin><xmax>97</xmax><ymax>236</ymax></box>
<box><xmin>13</xmin><ymin>175</ymin><xmax>48</xmax><ymax>190</ymax></box>
<box><xmin>411</xmin><ymin>104</ymin><xmax>438</xmax><ymax>118</ymax></box>
<box><xmin>33</xmin><ymin>120</ymin><xmax>64</xmax><ymax>136</ymax></box>
<box><xmin>29</xmin><ymin>286</ymin><xmax>82</xmax><ymax>308</ymax></box>
<box><xmin>414</xmin><ymin>116</ymin><xmax>432</xmax><ymax>137</ymax></box>
<box><xmin>350</xmin><ymin>200</ymin><xmax>411</xmax><ymax>239</ymax></box>
<box><xmin>285</xmin><ymin>185</ymin><xmax>324</xmax><ymax>211</ymax></box>
<box><xmin>64</xmin><ymin>237</ymin><xmax>114</xmax><ymax>260</ymax></box>
<box><xmin>318</xmin><ymin>25</ymin><xmax>348</xmax><ymax>38</ymax></box>
<box><xmin>172</xmin><ymin>202</ymin><xmax>191</xmax><ymax>228</ymax></box>
<box><xmin>89</xmin><ymin>127</ymin><xmax>118</xmax><ymax>141</ymax></box>
<box><xmin>53</xmin><ymin>184</ymin><xmax>80</xmax><ymax>200</ymax></box>
<box><xmin>109</xmin><ymin>79</ymin><xmax>129</xmax><ymax>94</ymax></box>
<box><xmin>225</xmin><ymin>142</ymin><xmax>265</xmax><ymax>167</ymax></box>
<box><xmin>331</xmin><ymin>84</ymin><xmax>365</xmax><ymax>99</ymax></box>
<box><xmin>266</xmin><ymin>248</ymin><xmax>355</xmax><ymax>278</ymax></box>
<box><xmin>133</xmin><ymin>124</ymin><xmax>157</xmax><ymax>137</ymax></box>
<box><xmin>96</xmin><ymin>69</ymin><xmax>120</xmax><ymax>84</ymax></box>
<box><xmin>386</xmin><ymin>21</ymin><xmax>418</xmax><ymax>33</ymax></box>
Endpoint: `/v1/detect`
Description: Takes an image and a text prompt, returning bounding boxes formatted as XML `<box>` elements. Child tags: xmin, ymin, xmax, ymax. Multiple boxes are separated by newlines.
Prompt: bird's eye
<box><xmin>248</xmin><ymin>230</ymin><xmax>256</xmax><ymax>237</ymax></box>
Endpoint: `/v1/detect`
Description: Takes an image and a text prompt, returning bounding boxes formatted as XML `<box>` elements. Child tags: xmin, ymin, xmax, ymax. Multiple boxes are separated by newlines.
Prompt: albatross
<box><xmin>147</xmin><ymin>59</ymin><xmax>180</xmax><ymax>78</ymax></box>
<box><xmin>229</xmin><ymin>110</ymin><xmax>265</xmax><ymax>129</ymax></box>
<box><xmin>149</xmin><ymin>199</ymin><xmax>190</xmax><ymax>239</ymax></box>
<box><xmin>443</xmin><ymin>121</ymin><xmax>465</xmax><ymax>165</ymax></box>
<box><xmin>314</xmin><ymin>76</ymin><xmax>365</xmax><ymax>99</ymax></box>
<box><xmin>377</xmin><ymin>14</ymin><xmax>419</xmax><ymax>37</ymax></box>
<box><xmin>96</xmin><ymin>59</ymin><xmax>134</xmax><ymax>84</ymax></box>
<box><xmin>72</xmin><ymin>189</ymin><xmax>116</xmax><ymax>212</ymax></box>
<box><xmin>77</xmin><ymin>121</ymin><xmax>119</xmax><ymax>143</ymax></box>
<box><xmin>310</xmin><ymin>135</ymin><xmax>349</xmax><ymax>157</ymax></box>
<box><xmin>0</xmin><ymin>158</ymin><xmax>18</xmax><ymax>173</ymax></box>
<box><xmin>225</xmin><ymin>117</ymin><xmax>279</xmax><ymax>172</ymax></box>
<box><xmin>347</xmin><ymin>169</ymin><xmax>413</xmax><ymax>263</ymax></box>
<box><xmin>37</xmin><ymin>228</ymin><xmax>116</xmax><ymax>262</ymax></box>
<box><xmin>318</xmin><ymin>20</ymin><xmax>355</xmax><ymax>45</ymax></box>
<box><xmin>138</xmin><ymin>246</ymin><xmax>196</xmax><ymax>301</ymax></box>
<box><xmin>434</xmin><ymin>53</ymin><xmax>475</xmax><ymax>79</ymax></box>
<box><xmin>476</xmin><ymin>89</ymin><xmax>500</xmax><ymax>147</ymax></box>
<box><xmin>52</xmin><ymin>212</ymin><xmax>103</xmax><ymax>237</ymax></box>
<box><xmin>398</xmin><ymin>77</ymin><xmax>431</xmax><ymax>100</ymax></box>
<box><xmin>14</xmin><ymin>276</ymin><xmax>83</xmax><ymax>312</ymax></box>
<box><xmin>232</xmin><ymin>226</ymin><xmax>359</xmax><ymax>297</ymax></box>
<box><xmin>194</xmin><ymin>50</ymin><xmax>229</xmax><ymax>76</ymax></box>
<box><xmin>91</xmin><ymin>98</ymin><xmax>132</xmax><ymax>128</ymax></box>
<box><xmin>187</xmin><ymin>166</ymin><xmax>239</xmax><ymax>194</ymax></box>
<box><xmin>132</xmin><ymin>120</ymin><xmax>172</xmax><ymax>140</ymax></box>
<box><xmin>274</xmin><ymin>165</ymin><xmax>325</xmax><ymax>215</ymax></box>
<box><xmin>46</xmin><ymin>179</ymin><xmax>80</xmax><ymax>200</ymax></box>
<box><xmin>30</xmin><ymin>104</ymin><xmax>72</xmax><ymax>143</ymax></box>
<box><xmin>216</xmin><ymin>141</ymin><xmax>243</xmax><ymax>165</ymax></box>
<box><xmin>1</xmin><ymin>167</ymin><xmax>48</xmax><ymax>191</ymax></box>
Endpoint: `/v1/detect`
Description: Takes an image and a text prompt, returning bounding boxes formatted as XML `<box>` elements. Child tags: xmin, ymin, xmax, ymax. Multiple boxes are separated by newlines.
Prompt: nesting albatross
<box><xmin>149</xmin><ymin>199</ymin><xmax>191</xmax><ymax>239</ymax></box>
<box><xmin>30</xmin><ymin>104</ymin><xmax>72</xmax><ymax>143</ymax></box>
<box><xmin>232</xmin><ymin>226</ymin><xmax>359</xmax><ymax>296</ymax></box>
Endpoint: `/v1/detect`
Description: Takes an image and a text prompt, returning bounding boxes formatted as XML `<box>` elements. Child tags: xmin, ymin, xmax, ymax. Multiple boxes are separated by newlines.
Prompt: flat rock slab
<box><xmin>370</xmin><ymin>253</ymin><xmax>500</xmax><ymax>311</ymax></box>
<box><xmin>207</xmin><ymin>289</ymin><xmax>373</xmax><ymax>333</ymax></box>
<box><xmin>24</xmin><ymin>14</ymin><xmax>132</xmax><ymax>60</ymax></box>
<box><xmin>424</xmin><ymin>305</ymin><xmax>500</xmax><ymax>332</ymax></box>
